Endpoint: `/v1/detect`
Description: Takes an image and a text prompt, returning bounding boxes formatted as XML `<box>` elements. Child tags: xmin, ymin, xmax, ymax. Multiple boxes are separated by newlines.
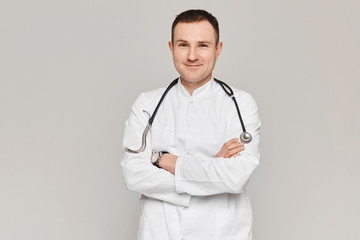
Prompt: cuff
<box><xmin>174</xmin><ymin>155</ymin><xmax>188</xmax><ymax>194</ymax></box>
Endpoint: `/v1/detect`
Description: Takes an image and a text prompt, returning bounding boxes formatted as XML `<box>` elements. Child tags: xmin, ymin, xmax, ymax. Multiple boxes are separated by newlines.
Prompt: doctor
<box><xmin>122</xmin><ymin>9</ymin><xmax>261</xmax><ymax>240</ymax></box>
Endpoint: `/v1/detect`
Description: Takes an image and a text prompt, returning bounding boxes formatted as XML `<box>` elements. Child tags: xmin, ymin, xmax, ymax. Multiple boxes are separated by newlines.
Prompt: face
<box><xmin>169</xmin><ymin>21</ymin><xmax>222</xmax><ymax>93</ymax></box>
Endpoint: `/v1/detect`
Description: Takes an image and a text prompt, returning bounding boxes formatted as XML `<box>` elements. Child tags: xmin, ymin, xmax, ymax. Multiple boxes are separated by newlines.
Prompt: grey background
<box><xmin>1</xmin><ymin>0</ymin><xmax>359</xmax><ymax>239</ymax></box>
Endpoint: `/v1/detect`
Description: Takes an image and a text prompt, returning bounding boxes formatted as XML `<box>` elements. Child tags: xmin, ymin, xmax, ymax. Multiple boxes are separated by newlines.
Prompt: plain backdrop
<box><xmin>1</xmin><ymin>0</ymin><xmax>359</xmax><ymax>239</ymax></box>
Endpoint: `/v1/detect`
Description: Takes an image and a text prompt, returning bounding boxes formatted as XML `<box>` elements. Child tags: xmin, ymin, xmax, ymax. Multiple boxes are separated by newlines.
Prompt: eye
<box><xmin>178</xmin><ymin>43</ymin><xmax>187</xmax><ymax>47</ymax></box>
<box><xmin>200</xmin><ymin>44</ymin><xmax>208</xmax><ymax>48</ymax></box>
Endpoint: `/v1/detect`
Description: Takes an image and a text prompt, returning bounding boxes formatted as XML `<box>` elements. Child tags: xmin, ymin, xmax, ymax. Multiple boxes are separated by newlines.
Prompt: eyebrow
<box><xmin>175</xmin><ymin>39</ymin><xmax>213</xmax><ymax>44</ymax></box>
<box><xmin>175</xmin><ymin>39</ymin><xmax>188</xmax><ymax>43</ymax></box>
<box><xmin>198</xmin><ymin>41</ymin><xmax>212</xmax><ymax>44</ymax></box>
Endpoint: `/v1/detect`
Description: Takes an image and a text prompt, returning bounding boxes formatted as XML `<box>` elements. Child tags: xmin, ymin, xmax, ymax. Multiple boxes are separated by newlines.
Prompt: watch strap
<box><xmin>153</xmin><ymin>151</ymin><xmax>168</xmax><ymax>168</ymax></box>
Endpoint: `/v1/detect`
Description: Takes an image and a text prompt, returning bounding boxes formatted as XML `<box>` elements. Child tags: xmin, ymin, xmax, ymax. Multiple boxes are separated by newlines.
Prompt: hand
<box><xmin>216</xmin><ymin>138</ymin><xmax>245</xmax><ymax>158</ymax></box>
<box><xmin>158</xmin><ymin>153</ymin><xmax>178</xmax><ymax>175</ymax></box>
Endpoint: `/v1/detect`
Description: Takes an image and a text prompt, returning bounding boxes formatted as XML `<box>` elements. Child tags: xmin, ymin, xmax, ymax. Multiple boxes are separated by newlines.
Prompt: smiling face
<box><xmin>169</xmin><ymin>21</ymin><xmax>223</xmax><ymax>94</ymax></box>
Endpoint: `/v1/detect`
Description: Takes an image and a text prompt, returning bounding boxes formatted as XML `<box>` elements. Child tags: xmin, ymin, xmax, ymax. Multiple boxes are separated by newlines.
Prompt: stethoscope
<box><xmin>124</xmin><ymin>78</ymin><xmax>252</xmax><ymax>153</ymax></box>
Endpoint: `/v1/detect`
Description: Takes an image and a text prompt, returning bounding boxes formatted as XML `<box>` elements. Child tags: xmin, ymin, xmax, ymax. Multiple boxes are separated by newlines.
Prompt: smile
<box><xmin>185</xmin><ymin>64</ymin><xmax>202</xmax><ymax>68</ymax></box>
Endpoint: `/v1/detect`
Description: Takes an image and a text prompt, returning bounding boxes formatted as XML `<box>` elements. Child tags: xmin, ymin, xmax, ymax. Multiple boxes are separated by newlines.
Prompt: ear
<box><xmin>216</xmin><ymin>41</ymin><xmax>223</xmax><ymax>59</ymax></box>
<box><xmin>168</xmin><ymin>41</ymin><xmax>174</xmax><ymax>55</ymax></box>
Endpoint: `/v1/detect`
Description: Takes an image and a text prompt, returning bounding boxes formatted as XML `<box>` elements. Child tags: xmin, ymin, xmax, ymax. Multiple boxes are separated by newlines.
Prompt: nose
<box><xmin>187</xmin><ymin>46</ymin><xmax>198</xmax><ymax>61</ymax></box>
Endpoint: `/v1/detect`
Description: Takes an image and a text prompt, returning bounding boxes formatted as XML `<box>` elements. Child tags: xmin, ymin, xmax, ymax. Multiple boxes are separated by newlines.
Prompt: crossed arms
<box><xmin>121</xmin><ymin>91</ymin><xmax>260</xmax><ymax>207</ymax></box>
<box><xmin>159</xmin><ymin>138</ymin><xmax>245</xmax><ymax>174</ymax></box>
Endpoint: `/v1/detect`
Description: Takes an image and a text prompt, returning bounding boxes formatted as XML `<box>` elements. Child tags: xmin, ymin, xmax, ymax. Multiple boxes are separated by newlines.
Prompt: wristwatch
<box><xmin>151</xmin><ymin>151</ymin><xmax>168</xmax><ymax>168</ymax></box>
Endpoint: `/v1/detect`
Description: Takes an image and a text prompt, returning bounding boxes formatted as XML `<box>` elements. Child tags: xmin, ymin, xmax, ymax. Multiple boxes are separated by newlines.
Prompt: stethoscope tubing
<box><xmin>213</xmin><ymin>79</ymin><xmax>247</xmax><ymax>133</ymax></box>
<box><xmin>124</xmin><ymin>78</ymin><xmax>252</xmax><ymax>153</ymax></box>
<box><xmin>148</xmin><ymin>79</ymin><xmax>179</xmax><ymax>125</ymax></box>
<box><xmin>124</xmin><ymin>78</ymin><xmax>178</xmax><ymax>153</ymax></box>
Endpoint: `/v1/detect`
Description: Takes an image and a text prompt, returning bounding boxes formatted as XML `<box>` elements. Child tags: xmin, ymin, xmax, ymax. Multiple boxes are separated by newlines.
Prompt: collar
<box><xmin>176</xmin><ymin>77</ymin><xmax>216</xmax><ymax>99</ymax></box>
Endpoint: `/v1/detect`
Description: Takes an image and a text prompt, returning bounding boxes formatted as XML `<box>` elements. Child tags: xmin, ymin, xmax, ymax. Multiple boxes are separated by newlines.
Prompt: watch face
<box><xmin>151</xmin><ymin>150</ymin><xmax>159</xmax><ymax>163</ymax></box>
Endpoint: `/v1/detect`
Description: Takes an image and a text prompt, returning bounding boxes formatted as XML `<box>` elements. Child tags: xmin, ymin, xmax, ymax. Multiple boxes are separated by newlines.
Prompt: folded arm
<box><xmin>121</xmin><ymin>93</ymin><xmax>191</xmax><ymax>207</ymax></box>
<box><xmin>163</xmin><ymin>92</ymin><xmax>261</xmax><ymax>196</ymax></box>
<box><xmin>160</xmin><ymin>138</ymin><xmax>245</xmax><ymax>174</ymax></box>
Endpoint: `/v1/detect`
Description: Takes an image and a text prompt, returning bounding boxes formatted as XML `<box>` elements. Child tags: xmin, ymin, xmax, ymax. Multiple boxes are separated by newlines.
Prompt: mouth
<box><xmin>184</xmin><ymin>64</ymin><xmax>202</xmax><ymax>69</ymax></box>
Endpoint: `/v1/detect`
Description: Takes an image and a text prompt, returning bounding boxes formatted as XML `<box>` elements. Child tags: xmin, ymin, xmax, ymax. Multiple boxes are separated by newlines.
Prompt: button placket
<box><xmin>187</xmin><ymin>97</ymin><xmax>193</xmax><ymax>127</ymax></box>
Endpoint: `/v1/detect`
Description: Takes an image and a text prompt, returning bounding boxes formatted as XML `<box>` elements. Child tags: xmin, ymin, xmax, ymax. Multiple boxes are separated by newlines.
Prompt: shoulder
<box><xmin>233</xmin><ymin>87</ymin><xmax>257</xmax><ymax>106</ymax></box>
<box><xmin>138</xmin><ymin>87</ymin><xmax>166</xmax><ymax>102</ymax></box>
<box><xmin>214</xmin><ymin>80</ymin><xmax>257</xmax><ymax>107</ymax></box>
<box><xmin>218</xmin><ymin>82</ymin><xmax>261</xmax><ymax>124</ymax></box>
<box><xmin>132</xmin><ymin>87</ymin><xmax>166</xmax><ymax>111</ymax></box>
<box><xmin>230</xmin><ymin>86</ymin><xmax>260</xmax><ymax>119</ymax></box>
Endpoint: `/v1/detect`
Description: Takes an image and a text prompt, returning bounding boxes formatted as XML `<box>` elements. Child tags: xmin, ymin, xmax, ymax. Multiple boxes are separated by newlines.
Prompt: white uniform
<box><xmin>122</xmin><ymin>78</ymin><xmax>261</xmax><ymax>240</ymax></box>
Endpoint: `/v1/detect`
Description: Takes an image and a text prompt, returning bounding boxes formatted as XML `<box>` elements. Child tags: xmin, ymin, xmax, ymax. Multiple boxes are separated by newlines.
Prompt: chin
<box><xmin>181</xmin><ymin>76</ymin><xmax>201</xmax><ymax>83</ymax></box>
<box><xmin>182</xmin><ymin>73</ymin><xmax>206</xmax><ymax>82</ymax></box>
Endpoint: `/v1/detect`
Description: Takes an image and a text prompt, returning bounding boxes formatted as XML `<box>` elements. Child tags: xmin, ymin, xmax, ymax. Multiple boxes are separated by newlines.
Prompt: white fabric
<box><xmin>121</xmin><ymin>78</ymin><xmax>261</xmax><ymax>240</ymax></box>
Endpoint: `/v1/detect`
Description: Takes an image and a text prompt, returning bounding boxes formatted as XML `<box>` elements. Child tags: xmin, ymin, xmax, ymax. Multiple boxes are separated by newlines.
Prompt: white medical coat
<box><xmin>121</xmin><ymin>78</ymin><xmax>261</xmax><ymax>240</ymax></box>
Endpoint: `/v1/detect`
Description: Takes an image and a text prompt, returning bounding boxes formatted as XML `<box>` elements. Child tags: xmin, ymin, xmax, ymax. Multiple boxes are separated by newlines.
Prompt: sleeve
<box><xmin>121</xmin><ymin>93</ymin><xmax>191</xmax><ymax>207</ymax></box>
<box><xmin>174</xmin><ymin>92</ymin><xmax>261</xmax><ymax>196</ymax></box>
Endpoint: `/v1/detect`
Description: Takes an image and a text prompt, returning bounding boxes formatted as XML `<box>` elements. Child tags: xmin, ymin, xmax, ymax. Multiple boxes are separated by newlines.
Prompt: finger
<box><xmin>228</xmin><ymin>146</ymin><xmax>244</xmax><ymax>157</ymax></box>
<box><xmin>227</xmin><ymin>140</ymin><xmax>244</xmax><ymax>147</ymax></box>
<box><xmin>224</xmin><ymin>138</ymin><xmax>239</xmax><ymax>146</ymax></box>
<box><xmin>225</xmin><ymin>142</ymin><xmax>244</xmax><ymax>152</ymax></box>
<box><xmin>229</xmin><ymin>152</ymin><xmax>241</xmax><ymax>158</ymax></box>
<box><xmin>216</xmin><ymin>149</ymin><xmax>226</xmax><ymax>158</ymax></box>
<box><xmin>230</xmin><ymin>144</ymin><xmax>245</xmax><ymax>155</ymax></box>
<box><xmin>217</xmin><ymin>139</ymin><xmax>243</xmax><ymax>158</ymax></box>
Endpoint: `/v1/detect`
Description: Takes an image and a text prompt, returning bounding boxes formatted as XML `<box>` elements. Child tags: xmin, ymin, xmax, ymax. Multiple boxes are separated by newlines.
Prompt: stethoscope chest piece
<box><xmin>240</xmin><ymin>131</ymin><xmax>252</xmax><ymax>144</ymax></box>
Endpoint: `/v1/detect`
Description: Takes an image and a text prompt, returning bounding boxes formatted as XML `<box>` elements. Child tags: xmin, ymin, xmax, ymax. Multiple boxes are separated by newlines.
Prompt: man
<box><xmin>122</xmin><ymin>9</ymin><xmax>261</xmax><ymax>240</ymax></box>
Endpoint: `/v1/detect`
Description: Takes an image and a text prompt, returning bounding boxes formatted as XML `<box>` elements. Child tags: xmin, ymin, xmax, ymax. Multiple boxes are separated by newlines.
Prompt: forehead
<box><xmin>173</xmin><ymin>21</ymin><xmax>217</xmax><ymax>43</ymax></box>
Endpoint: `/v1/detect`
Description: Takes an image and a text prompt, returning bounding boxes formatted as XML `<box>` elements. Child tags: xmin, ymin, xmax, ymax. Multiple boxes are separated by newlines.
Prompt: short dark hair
<box><xmin>171</xmin><ymin>9</ymin><xmax>220</xmax><ymax>45</ymax></box>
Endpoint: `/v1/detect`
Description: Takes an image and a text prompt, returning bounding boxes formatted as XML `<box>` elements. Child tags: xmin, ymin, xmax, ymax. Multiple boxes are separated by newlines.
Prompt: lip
<box><xmin>184</xmin><ymin>64</ymin><xmax>202</xmax><ymax>68</ymax></box>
